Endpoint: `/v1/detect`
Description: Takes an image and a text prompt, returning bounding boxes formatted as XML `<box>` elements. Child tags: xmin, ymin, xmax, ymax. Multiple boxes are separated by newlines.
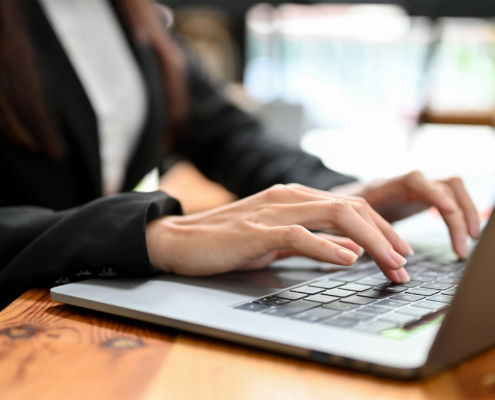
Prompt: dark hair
<box><xmin>0</xmin><ymin>0</ymin><xmax>188</xmax><ymax>159</ymax></box>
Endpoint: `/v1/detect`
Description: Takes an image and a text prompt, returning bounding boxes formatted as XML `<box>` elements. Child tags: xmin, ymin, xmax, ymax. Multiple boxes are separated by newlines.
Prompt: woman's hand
<box><xmin>333</xmin><ymin>171</ymin><xmax>481</xmax><ymax>259</ymax></box>
<box><xmin>146</xmin><ymin>184</ymin><xmax>414</xmax><ymax>283</ymax></box>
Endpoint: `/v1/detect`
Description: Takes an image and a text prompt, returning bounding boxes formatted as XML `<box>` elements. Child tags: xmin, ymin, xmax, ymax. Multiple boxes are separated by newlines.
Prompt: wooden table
<box><xmin>1</xmin><ymin>288</ymin><xmax>495</xmax><ymax>400</ymax></box>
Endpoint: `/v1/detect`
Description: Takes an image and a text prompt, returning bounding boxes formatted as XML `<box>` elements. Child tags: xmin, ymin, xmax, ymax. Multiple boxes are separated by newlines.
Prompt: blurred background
<box><xmin>159</xmin><ymin>0</ymin><xmax>495</xmax><ymax>247</ymax></box>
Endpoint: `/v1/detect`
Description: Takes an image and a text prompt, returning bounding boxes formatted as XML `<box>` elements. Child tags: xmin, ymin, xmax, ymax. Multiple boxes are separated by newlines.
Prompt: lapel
<box><xmin>24</xmin><ymin>1</ymin><xmax>168</xmax><ymax>196</ymax></box>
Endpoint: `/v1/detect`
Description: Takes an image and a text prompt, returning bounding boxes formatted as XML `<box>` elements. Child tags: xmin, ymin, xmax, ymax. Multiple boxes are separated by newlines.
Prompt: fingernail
<box><xmin>337</xmin><ymin>248</ymin><xmax>358</xmax><ymax>264</ymax></box>
<box><xmin>397</xmin><ymin>267</ymin><xmax>410</xmax><ymax>283</ymax></box>
<box><xmin>357</xmin><ymin>247</ymin><xmax>365</xmax><ymax>257</ymax></box>
<box><xmin>472</xmin><ymin>225</ymin><xmax>482</xmax><ymax>240</ymax></box>
<box><xmin>457</xmin><ymin>240</ymin><xmax>469</xmax><ymax>260</ymax></box>
<box><xmin>389</xmin><ymin>248</ymin><xmax>407</xmax><ymax>269</ymax></box>
<box><xmin>401</xmin><ymin>239</ymin><xmax>414</xmax><ymax>255</ymax></box>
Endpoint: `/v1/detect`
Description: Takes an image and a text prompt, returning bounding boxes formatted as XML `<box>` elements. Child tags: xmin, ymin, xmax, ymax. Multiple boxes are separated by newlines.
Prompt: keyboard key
<box><xmin>375</xmin><ymin>299</ymin><xmax>409</xmax><ymax>308</ymax></box>
<box><xmin>358</xmin><ymin>290</ymin><xmax>390</xmax><ymax>299</ymax></box>
<box><xmin>303</xmin><ymin>294</ymin><xmax>339</xmax><ymax>304</ymax></box>
<box><xmin>346</xmin><ymin>312</ymin><xmax>374</xmax><ymax>321</ymax></box>
<box><xmin>323</xmin><ymin>301</ymin><xmax>359</xmax><ymax>311</ymax></box>
<box><xmin>397</xmin><ymin>307</ymin><xmax>432</xmax><ymax>318</ymax></box>
<box><xmin>413</xmin><ymin>301</ymin><xmax>448</xmax><ymax>312</ymax></box>
<box><xmin>322</xmin><ymin>288</ymin><xmax>356</xmax><ymax>297</ymax></box>
<box><xmin>291</xmin><ymin>286</ymin><xmax>325</xmax><ymax>295</ymax></box>
<box><xmin>262</xmin><ymin>300</ymin><xmax>320</xmax><ymax>317</ymax></box>
<box><xmin>291</xmin><ymin>308</ymin><xmax>340</xmax><ymax>323</ymax></box>
<box><xmin>409</xmin><ymin>274</ymin><xmax>435</xmax><ymax>282</ymax></box>
<box><xmin>404</xmin><ymin>253</ymin><xmax>430</xmax><ymax>263</ymax></box>
<box><xmin>356</xmin><ymin>277</ymin><xmax>388</xmax><ymax>286</ymax></box>
<box><xmin>389</xmin><ymin>293</ymin><xmax>425</xmax><ymax>302</ymax></box>
<box><xmin>358</xmin><ymin>305</ymin><xmax>391</xmax><ymax>314</ymax></box>
<box><xmin>332</xmin><ymin>267</ymin><xmax>380</xmax><ymax>282</ymax></box>
<box><xmin>396</xmin><ymin>280</ymin><xmax>423</xmax><ymax>288</ymax></box>
<box><xmin>235</xmin><ymin>303</ymin><xmax>271</xmax><ymax>312</ymax></box>
<box><xmin>265</xmin><ymin>298</ymin><xmax>291</xmax><ymax>306</ymax></box>
<box><xmin>421</xmin><ymin>282</ymin><xmax>452</xmax><ymax>290</ymax></box>
<box><xmin>276</xmin><ymin>291</ymin><xmax>308</xmax><ymax>301</ymax></box>
<box><xmin>428</xmin><ymin>295</ymin><xmax>453</xmax><ymax>303</ymax></box>
<box><xmin>356</xmin><ymin>320</ymin><xmax>397</xmax><ymax>333</ymax></box>
<box><xmin>338</xmin><ymin>283</ymin><xmax>373</xmax><ymax>292</ymax></box>
<box><xmin>420</xmin><ymin>270</ymin><xmax>447</xmax><ymax>277</ymax></box>
<box><xmin>253</xmin><ymin>296</ymin><xmax>278</xmax><ymax>304</ymax></box>
<box><xmin>442</xmin><ymin>288</ymin><xmax>457</xmax><ymax>296</ymax></box>
<box><xmin>308</xmin><ymin>280</ymin><xmax>343</xmax><ymax>290</ymax></box>
<box><xmin>374</xmin><ymin>284</ymin><xmax>408</xmax><ymax>293</ymax></box>
<box><xmin>405</xmin><ymin>288</ymin><xmax>440</xmax><ymax>296</ymax></box>
<box><xmin>405</xmin><ymin>266</ymin><xmax>428</xmax><ymax>273</ymax></box>
<box><xmin>415</xmin><ymin>261</ymin><xmax>442</xmax><ymax>269</ymax></box>
<box><xmin>340</xmin><ymin>295</ymin><xmax>376</xmax><ymax>305</ymax></box>
<box><xmin>438</xmin><ymin>264</ymin><xmax>465</xmax><ymax>273</ymax></box>
<box><xmin>322</xmin><ymin>317</ymin><xmax>358</xmax><ymax>328</ymax></box>
<box><xmin>436</xmin><ymin>277</ymin><xmax>461</xmax><ymax>285</ymax></box>
<box><xmin>380</xmin><ymin>312</ymin><xmax>417</xmax><ymax>326</ymax></box>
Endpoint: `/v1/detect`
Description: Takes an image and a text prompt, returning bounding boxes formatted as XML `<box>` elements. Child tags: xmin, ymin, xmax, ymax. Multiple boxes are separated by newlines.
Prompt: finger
<box><xmin>381</xmin><ymin>267</ymin><xmax>411</xmax><ymax>283</ymax></box>
<box><xmin>268</xmin><ymin>203</ymin><xmax>409</xmax><ymax>281</ymax></box>
<box><xmin>289</xmin><ymin>184</ymin><xmax>414</xmax><ymax>255</ymax></box>
<box><xmin>267</xmin><ymin>235</ymin><xmax>364</xmax><ymax>261</ymax></box>
<box><xmin>349</xmin><ymin>199</ymin><xmax>413</xmax><ymax>256</ymax></box>
<box><xmin>404</xmin><ymin>171</ymin><xmax>458</xmax><ymax>213</ymax></box>
<box><xmin>326</xmin><ymin>204</ymin><xmax>408</xmax><ymax>277</ymax></box>
<box><xmin>439</xmin><ymin>201</ymin><xmax>470</xmax><ymax>259</ymax></box>
<box><xmin>314</xmin><ymin>233</ymin><xmax>364</xmax><ymax>256</ymax></box>
<box><xmin>269</xmin><ymin>225</ymin><xmax>359</xmax><ymax>266</ymax></box>
<box><xmin>405</xmin><ymin>172</ymin><xmax>469</xmax><ymax>258</ymax></box>
<box><xmin>443</xmin><ymin>177</ymin><xmax>481</xmax><ymax>239</ymax></box>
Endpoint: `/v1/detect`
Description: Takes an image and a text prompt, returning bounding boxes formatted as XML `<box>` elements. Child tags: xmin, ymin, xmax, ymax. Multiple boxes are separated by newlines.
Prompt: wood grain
<box><xmin>0</xmin><ymin>289</ymin><xmax>178</xmax><ymax>400</ymax></box>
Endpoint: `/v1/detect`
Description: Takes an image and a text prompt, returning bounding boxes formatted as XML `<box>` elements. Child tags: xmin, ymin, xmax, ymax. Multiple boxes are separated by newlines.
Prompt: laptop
<box><xmin>51</xmin><ymin>211</ymin><xmax>495</xmax><ymax>380</ymax></box>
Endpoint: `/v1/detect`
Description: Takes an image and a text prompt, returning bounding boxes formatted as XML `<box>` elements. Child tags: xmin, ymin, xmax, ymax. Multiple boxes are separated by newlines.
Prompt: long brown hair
<box><xmin>0</xmin><ymin>0</ymin><xmax>188</xmax><ymax>159</ymax></box>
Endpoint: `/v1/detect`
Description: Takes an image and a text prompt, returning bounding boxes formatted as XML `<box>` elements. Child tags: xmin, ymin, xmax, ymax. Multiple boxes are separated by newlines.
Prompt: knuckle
<box><xmin>351</xmin><ymin>201</ymin><xmax>366</xmax><ymax>214</ymax></box>
<box><xmin>315</xmin><ymin>239</ymin><xmax>328</xmax><ymax>258</ymax></box>
<box><xmin>442</xmin><ymin>184</ymin><xmax>455</xmax><ymax>197</ymax></box>
<box><xmin>330</xmin><ymin>199</ymin><xmax>351</xmax><ymax>214</ymax></box>
<box><xmin>405</xmin><ymin>170</ymin><xmax>423</xmax><ymax>183</ymax></box>
<box><xmin>409</xmin><ymin>170</ymin><xmax>423</xmax><ymax>178</ymax></box>
<box><xmin>265</xmin><ymin>184</ymin><xmax>287</xmax><ymax>201</ymax></box>
<box><xmin>281</xmin><ymin>225</ymin><xmax>305</xmax><ymax>245</ymax></box>
<box><xmin>448</xmin><ymin>176</ymin><xmax>463</xmax><ymax>186</ymax></box>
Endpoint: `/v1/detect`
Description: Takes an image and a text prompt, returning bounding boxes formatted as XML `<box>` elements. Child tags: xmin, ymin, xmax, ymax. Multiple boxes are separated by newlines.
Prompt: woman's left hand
<box><xmin>332</xmin><ymin>171</ymin><xmax>481</xmax><ymax>259</ymax></box>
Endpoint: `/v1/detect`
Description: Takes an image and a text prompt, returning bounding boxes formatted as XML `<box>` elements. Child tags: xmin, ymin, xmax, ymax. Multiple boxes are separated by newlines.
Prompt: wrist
<box><xmin>146</xmin><ymin>215</ymin><xmax>177</xmax><ymax>272</ymax></box>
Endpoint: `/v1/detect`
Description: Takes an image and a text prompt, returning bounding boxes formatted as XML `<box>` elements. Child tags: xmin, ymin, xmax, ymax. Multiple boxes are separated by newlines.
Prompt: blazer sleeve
<box><xmin>175</xmin><ymin>58</ymin><xmax>357</xmax><ymax>198</ymax></box>
<box><xmin>0</xmin><ymin>191</ymin><xmax>182</xmax><ymax>309</ymax></box>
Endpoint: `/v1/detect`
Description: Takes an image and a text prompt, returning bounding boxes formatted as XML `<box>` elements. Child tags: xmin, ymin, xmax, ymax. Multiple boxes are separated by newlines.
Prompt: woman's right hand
<box><xmin>146</xmin><ymin>184</ymin><xmax>413</xmax><ymax>283</ymax></box>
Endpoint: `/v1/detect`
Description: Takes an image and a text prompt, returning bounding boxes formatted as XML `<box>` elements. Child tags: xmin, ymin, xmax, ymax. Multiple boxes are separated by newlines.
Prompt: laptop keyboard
<box><xmin>234</xmin><ymin>254</ymin><xmax>465</xmax><ymax>335</ymax></box>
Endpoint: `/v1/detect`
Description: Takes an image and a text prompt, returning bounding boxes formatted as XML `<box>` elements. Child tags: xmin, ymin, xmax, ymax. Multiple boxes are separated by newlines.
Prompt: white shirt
<box><xmin>40</xmin><ymin>0</ymin><xmax>148</xmax><ymax>195</ymax></box>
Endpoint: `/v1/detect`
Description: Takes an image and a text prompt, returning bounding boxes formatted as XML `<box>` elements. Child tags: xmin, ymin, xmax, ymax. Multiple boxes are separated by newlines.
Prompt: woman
<box><xmin>0</xmin><ymin>0</ymin><xmax>480</xmax><ymax>309</ymax></box>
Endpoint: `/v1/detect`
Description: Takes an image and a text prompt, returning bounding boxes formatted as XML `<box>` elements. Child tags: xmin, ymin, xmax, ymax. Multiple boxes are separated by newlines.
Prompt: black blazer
<box><xmin>0</xmin><ymin>1</ymin><xmax>355</xmax><ymax>309</ymax></box>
